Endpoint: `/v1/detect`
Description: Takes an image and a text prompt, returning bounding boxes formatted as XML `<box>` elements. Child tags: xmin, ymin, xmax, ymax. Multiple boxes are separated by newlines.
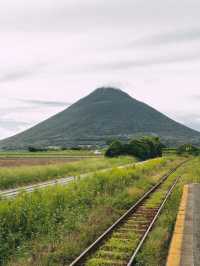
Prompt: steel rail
<box><xmin>127</xmin><ymin>175</ymin><xmax>181</xmax><ymax>265</ymax></box>
<box><xmin>69</xmin><ymin>160</ymin><xmax>188</xmax><ymax>266</ymax></box>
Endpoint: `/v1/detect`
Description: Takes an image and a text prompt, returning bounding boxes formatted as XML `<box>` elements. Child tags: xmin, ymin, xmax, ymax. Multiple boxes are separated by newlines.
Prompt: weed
<box><xmin>0</xmin><ymin>156</ymin><xmax>181</xmax><ymax>265</ymax></box>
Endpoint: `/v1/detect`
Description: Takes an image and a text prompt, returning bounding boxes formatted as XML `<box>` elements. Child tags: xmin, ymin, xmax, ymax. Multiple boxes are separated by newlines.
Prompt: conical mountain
<box><xmin>0</xmin><ymin>87</ymin><xmax>200</xmax><ymax>149</ymax></box>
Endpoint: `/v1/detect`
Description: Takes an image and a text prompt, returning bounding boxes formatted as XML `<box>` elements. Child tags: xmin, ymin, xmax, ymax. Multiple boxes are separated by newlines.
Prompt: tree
<box><xmin>177</xmin><ymin>144</ymin><xmax>199</xmax><ymax>156</ymax></box>
<box><xmin>105</xmin><ymin>140</ymin><xmax>124</xmax><ymax>157</ymax></box>
<box><xmin>105</xmin><ymin>136</ymin><xmax>163</xmax><ymax>160</ymax></box>
<box><xmin>28</xmin><ymin>146</ymin><xmax>46</xmax><ymax>152</ymax></box>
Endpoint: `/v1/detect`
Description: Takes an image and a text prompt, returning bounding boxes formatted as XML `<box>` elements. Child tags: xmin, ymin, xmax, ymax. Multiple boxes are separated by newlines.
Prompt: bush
<box><xmin>105</xmin><ymin>140</ymin><xmax>124</xmax><ymax>157</ymax></box>
<box><xmin>0</xmin><ymin>157</ymin><xmax>177</xmax><ymax>265</ymax></box>
<box><xmin>177</xmin><ymin>144</ymin><xmax>199</xmax><ymax>156</ymax></box>
<box><xmin>105</xmin><ymin>136</ymin><xmax>163</xmax><ymax>160</ymax></box>
<box><xmin>28</xmin><ymin>146</ymin><xmax>47</xmax><ymax>152</ymax></box>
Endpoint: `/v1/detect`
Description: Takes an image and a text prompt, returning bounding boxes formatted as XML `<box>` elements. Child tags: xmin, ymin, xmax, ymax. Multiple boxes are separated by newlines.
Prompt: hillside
<box><xmin>0</xmin><ymin>87</ymin><xmax>200</xmax><ymax>149</ymax></box>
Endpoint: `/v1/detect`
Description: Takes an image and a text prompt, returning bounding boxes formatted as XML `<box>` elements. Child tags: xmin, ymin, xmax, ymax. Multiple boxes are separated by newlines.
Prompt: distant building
<box><xmin>94</xmin><ymin>150</ymin><xmax>101</xmax><ymax>155</ymax></box>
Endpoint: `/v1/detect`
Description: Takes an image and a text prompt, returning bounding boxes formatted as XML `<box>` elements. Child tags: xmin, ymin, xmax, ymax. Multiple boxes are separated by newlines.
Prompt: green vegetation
<box><xmin>105</xmin><ymin>140</ymin><xmax>124</xmax><ymax>157</ymax></box>
<box><xmin>0</xmin><ymin>156</ymin><xmax>181</xmax><ymax>266</ymax></box>
<box><xmin>177</xmin><ymin>143</ymin><xmax>200</xmax><ymax>156</ymax></box>
<box><xmin>162</xmin><ymin>148</ymin><xmax>177</xmax><ymax>156</ymax></box>
<box><xmin>105</xmin><ymin>136</ymin><xmax>163</xmax><ymax>160</ymax></box>
<box><xmin>135</xmin><ymin>158</ymin><xmax>200</xmax><ymax>265</ymax></box>
<box><xmin>86</xmin><ymin>232</ymin><xmax>140</xmax><ymax>266</ymax></box>
<box><xmin>1</xmin><ymin>87</ymin><xmax>199</xmax><ymax>150</ymax></box>
<box><xmin>163</xmin><ymin>144</ymin><xmax>200</xmax><ymax>157</ymax></box>
<box><xmin>85</xmin><ymin>160</ymin><xmax>183</xmax><ymax>266</ymax></box>
<box><xmin>0</xmin><ymin>157</ymin><xmax>134</xmax><ymax>190</ymax></box>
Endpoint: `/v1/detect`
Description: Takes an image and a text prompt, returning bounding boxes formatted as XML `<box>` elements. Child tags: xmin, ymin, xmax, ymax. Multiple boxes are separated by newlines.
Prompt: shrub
<box><xmin>105</xmin><ymin>140</ymin><xmax>124</xmax><ymax>157</ymax></box>
<box><xmin>177</xmin><ymin>144</ymin><xmax>199</xmax><ymax>156</ymax></box>
<box><xmin>28</xmin><ymin>146</ymin><xmax>47</xmax><ymax>152</ymax></box>
<box><xmin>105</xmin><ymin>136</ymin><xmax>163</xmax><ymax>160</ymax></box>
<box><xmin>0</xmin><ymin>157</ymin><xmax>178</xmax><ymax>265</ymax></box>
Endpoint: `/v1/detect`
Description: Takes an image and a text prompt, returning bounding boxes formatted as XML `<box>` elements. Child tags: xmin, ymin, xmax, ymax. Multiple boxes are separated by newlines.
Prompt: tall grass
<box><xmin>135</xmin><ymin>157</ymin><xmax>200</xmax><ymax>265</ymax></box>
<box><xmin>0</xmin><ymin>157</ymin><xmax>134</xmax><ymax>190</ymax></box>
<box><xmin>0</xmin><ymin>156</ymin><xmax>182</xmax><ymax>266</ymax></box>
<box><xmin>85</xmin><ymin>159</ymin><xmax>184</xmax><ymax>266</ymax></box>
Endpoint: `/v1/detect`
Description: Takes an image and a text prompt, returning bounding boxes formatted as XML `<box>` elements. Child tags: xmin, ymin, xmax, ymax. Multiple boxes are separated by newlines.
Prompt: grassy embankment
<box><xmin>0</xmin><ymin>156</ymin><xmax>134</xmax><ymax>190</ymax></box>
<box><xmin>0</xmin><ymin>156</ymin><xmax>183</xmax><ymax>266</ymax></box>
<box><xmin>135</xmin><ymin>157</ymin><xmax>199</xmax><ymax>266</ymax></box>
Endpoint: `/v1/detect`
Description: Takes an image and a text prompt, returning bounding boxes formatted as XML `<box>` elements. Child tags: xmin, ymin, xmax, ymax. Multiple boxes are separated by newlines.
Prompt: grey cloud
<box><xmin>89</xmin><ymin>52</ymin><xmax>200</xmax><ymax>72</ymax></box>
<box><xmin>0</xmin><ymin>63</ymin><xmax>47</xmax><ymax>83</ymax></box>
<box><xmin>0</xmin><ymin>119</ymin><xmax>30</xmax><ymax>129</ymax></box>
<box><xmin>0</xmin><ymin>119</ymin><xmax>30</xmax><ymax>140</ymax></box>
<box><xmin>17</xmin><ymin>99</ymin><xmax>71</xmax><ymax>107</ymax></box>
<box><xmin>0</xmin><ymin>0</ymin><xmax>200</xmax><ymax>139</ymax></box>
<box><xmin>173</xmin><ymin>113</ymin><xmax>200</xmax><ymax>131</ymax></box>
<box><xmin>0</xmin><ymin>99</ymin><xmax>69</xmax><ymax>139</ymax></box>
<box><xmin>190</xmin><ymin>95</ymin><xmax>200</xmax><ymax>101</ymax></box>
<box><xmin>1</xmin><ymin>0</ymin><xmax>200</xmax><ymax>32</ymax></box>
<box><xmin>0</xmin><ymin>106</ymin><xmax>37</xmax><ymax>116</ymax></box>
<box><xmin>0</xmin><ymin>100</ymin><xmax>70</xmax><ymax>117</ymax></box>
<box><xmin>0</xmin><ymin>69</ymin><xmax>35</xmax><ymax>83</ymax></box>
<box><xmin>131</xmin><ymin>28</ymin><xmax>200</xmax><ymax>47</ymax></box>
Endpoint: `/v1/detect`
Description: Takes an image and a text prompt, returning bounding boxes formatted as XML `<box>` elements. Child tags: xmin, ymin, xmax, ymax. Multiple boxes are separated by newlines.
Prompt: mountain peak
<box><xmin>95</xmin><ymin>86</ymin><xmax>123</xmax><ymax>93</ymax></box>
<box><xmin>94</xmin><ymin>87</ymin><xmax>130</xmax><ymax>97</ymax></box>
<box><xmin>83</xmin><ymin>87</ymin><xmax>132</xmax><ymax>103</ymax></box>
<box><xmin>0</xmin><ymin>87</ymin><xmax>200</xmax><ymax>149</ymax></box>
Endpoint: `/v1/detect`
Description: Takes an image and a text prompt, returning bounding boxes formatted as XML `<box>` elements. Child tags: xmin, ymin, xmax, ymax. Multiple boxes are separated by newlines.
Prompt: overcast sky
<box><xmin>1</xmin><ymin>0</ymin><xmax>200</xmax><ymax>139</ymax></box>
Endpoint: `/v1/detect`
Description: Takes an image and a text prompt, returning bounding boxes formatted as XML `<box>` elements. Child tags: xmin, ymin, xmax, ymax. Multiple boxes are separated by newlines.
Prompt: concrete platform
<box><xmin>166</xmin><ymin>184</ymin><xmax>200</xmax><ymax>266</ymax></box>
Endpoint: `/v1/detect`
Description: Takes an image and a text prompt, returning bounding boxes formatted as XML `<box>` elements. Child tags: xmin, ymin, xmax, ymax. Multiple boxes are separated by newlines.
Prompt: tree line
<box><xmin>177</xmin><ymin>144</ymin><xmax>200</xmax><ymax>156</ymax></box>
<box><xmin>105</xmin><ymin>136</ymin><xmax>164</xmax><ymax>160</ymax></box>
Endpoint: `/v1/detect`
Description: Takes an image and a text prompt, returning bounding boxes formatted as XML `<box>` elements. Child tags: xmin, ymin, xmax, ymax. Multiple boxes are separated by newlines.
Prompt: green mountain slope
<box><xmin>0</xmin><ymin>87</ymin><xmax>200</xmax><ymax>149</ymax></box>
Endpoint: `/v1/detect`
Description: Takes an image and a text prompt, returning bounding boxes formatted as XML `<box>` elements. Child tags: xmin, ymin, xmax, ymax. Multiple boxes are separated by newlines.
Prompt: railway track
<box><xmin>69</xmin><ymin>160</ymin><xmax>187</xmax><ymax>266</ymax></box>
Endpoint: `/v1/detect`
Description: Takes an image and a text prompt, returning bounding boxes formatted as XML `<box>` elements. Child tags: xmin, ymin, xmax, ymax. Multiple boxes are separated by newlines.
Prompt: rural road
<box><xmin>0</xmin><ymin>162</ymin><xmax>143</xmax><ymax>199</ymax></box>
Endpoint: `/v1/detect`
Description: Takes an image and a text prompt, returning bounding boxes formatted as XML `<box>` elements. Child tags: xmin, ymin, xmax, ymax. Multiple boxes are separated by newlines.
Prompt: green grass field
<box><xmin>0</xmin><ymin>156</ymin><xmax>182</xmax><ymax>266</ymax></box>
<box><xmin>0</xmin><ymin>156</ymin><xmax>135</xmax><ymax>190</ymax></box>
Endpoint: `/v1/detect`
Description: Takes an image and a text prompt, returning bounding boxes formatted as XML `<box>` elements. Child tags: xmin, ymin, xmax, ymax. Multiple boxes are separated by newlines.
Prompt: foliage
<box><xmin>28</xmin><ymin>146</ymin><xmax>47</xmax><ymax>152</ymax></box>
<box><xmin>0</xmin><ymin>157</ymin><xmax>179</xmax><ymax>265</ymax></box>
<box><xmin>177</xmin><ymin>143</ymin><xmax>199</xmax><ymax>156</ymax></box>
<box><xmin>162</xmin><ymin>148</ymin><xmax>177</xmax><ymax>156</ymax></box>
<box><xmin>105</xmin><ymin>136</ymin><xmax>163</xmax><ymax>160</ymax></box>
<box><xmin>86</xmin><ymin>161</ymin><xmax>181</xmax><ymax>266</ymax></box>
<box><xmin>0</xmin><ymin>157</ymin><xmax>134</xmax><ymax>190</ymax></box>
<box><xmin>105</xmin><ymin>140</ymin><xmax>124</xmax><ymax>157</ymax></box>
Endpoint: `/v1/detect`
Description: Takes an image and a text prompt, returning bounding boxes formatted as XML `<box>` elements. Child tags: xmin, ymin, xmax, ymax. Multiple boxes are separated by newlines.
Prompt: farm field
<box><xmin>0</xmin><ymin>156</ymin><xmax>135</xmax><ymax>190</ymax></box>
<box><xmin>0</xmin><ymin>149</ymin><xmax>101</xmax><ymax>158</ymax></box>
<box><xmin>0</xmin><ymin>156</ymin><xmax>184</xmax><ymax>266</ymax></box>
<box><xmin>0</xmin><ymin>157</ymin><xmax>85</xmax><ymax>168</ymax></box>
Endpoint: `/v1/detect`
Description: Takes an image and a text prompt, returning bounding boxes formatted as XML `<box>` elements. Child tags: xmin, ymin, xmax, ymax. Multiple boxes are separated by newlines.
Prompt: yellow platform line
<box><xmin>166</xmin><ymin>185</ymin><xmax>189</xmax><ymax>266</ymax></box>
